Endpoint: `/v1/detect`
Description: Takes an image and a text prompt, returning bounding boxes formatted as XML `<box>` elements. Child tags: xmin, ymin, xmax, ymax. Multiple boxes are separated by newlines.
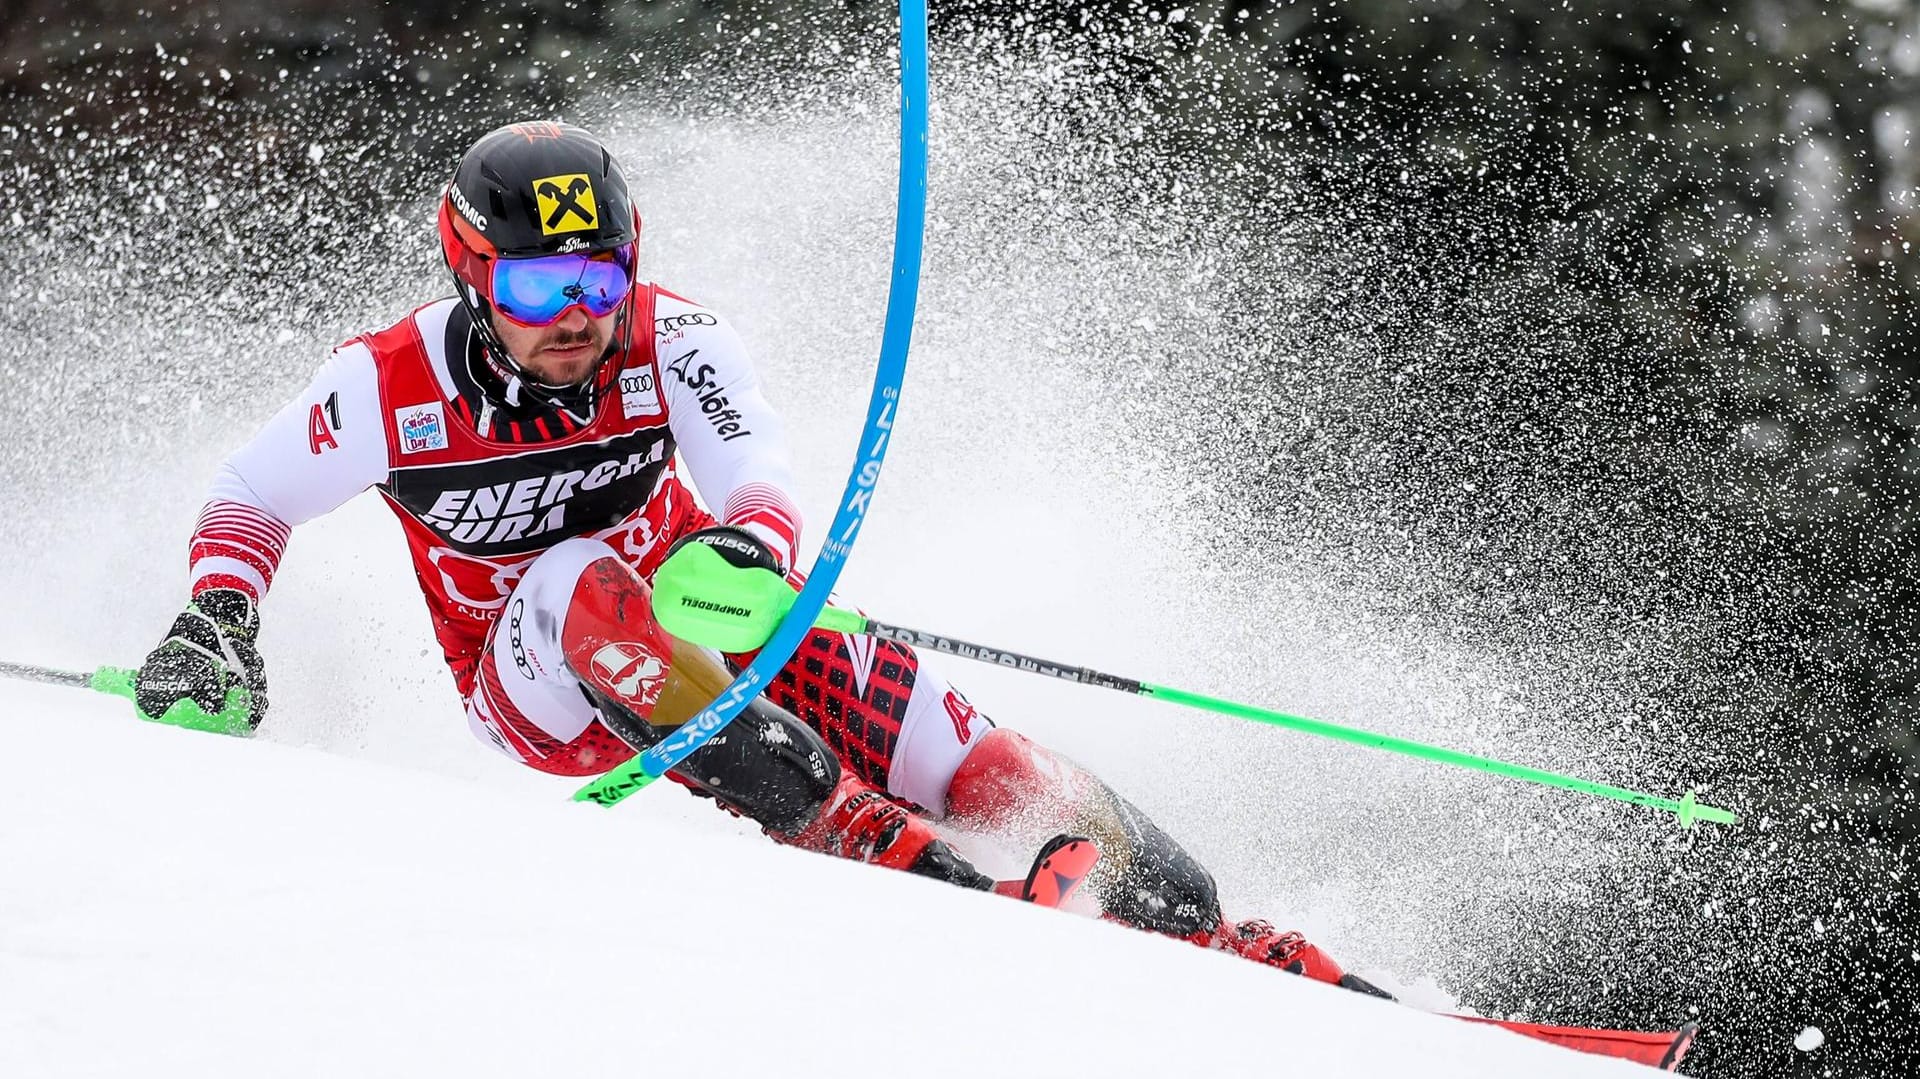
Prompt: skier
<box><xmin>131</xmin><ymin>121</ymin><xmax>1384</xmax><ymax>995</ymax></box>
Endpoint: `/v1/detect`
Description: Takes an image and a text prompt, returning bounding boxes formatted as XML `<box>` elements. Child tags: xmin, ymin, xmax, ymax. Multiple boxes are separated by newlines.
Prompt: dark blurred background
<box><xmin>3</xmin><ymin>1</ymin><xmax>1916</xmax><ymax>1075</ymax></box>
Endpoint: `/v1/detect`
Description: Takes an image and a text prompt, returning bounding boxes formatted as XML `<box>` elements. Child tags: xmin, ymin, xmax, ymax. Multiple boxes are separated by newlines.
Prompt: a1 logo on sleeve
<box><xmin>308</xmin><ymin>391</ymin><xmax>343</xmax><ymax>455</ymax></box>
<box><xmin>395</xmin><ymin>402</ymin><xmax>449</xmax><ymax>454</ymax></box>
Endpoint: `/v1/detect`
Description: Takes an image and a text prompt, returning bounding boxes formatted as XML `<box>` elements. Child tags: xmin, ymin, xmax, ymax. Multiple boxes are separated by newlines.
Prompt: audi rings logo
<box><xmin>508</xmin><ymin>598</ymin><xmax>534</xmax><ymax>680</ymax></box>
<box><xmin>654</xmin><ymin>313</ymin><xmax>717</xmax><ymax>335</ymax></box>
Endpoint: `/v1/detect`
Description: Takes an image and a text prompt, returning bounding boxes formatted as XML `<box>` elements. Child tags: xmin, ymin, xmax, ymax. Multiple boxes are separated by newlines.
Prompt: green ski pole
<box><xmin>0</xmin><ymin>659</ymin><xmax>254</xmax><ymax>736</ymax></box>
<box><xmin>649</xmin><ymin>543</ymin><xmax>1738</xmax><ymax>830</ymax></box>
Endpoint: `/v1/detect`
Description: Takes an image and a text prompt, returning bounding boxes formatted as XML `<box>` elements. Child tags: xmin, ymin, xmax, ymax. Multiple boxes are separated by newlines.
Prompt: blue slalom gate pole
<box><xmin>574</xmin><ymin>1</ymin><xmax>930</xmax><ymax>806</ymax></box>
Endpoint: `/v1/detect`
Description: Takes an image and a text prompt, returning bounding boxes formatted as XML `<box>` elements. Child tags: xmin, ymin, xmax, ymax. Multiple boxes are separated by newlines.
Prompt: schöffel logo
<box><xmin>396</xmin><ymin>403</ymin><xmax>449</xmax><ymax>454</ymax></box>
<box><xmin>666</xmin><ymin>350</ymin><xmax>752</xmax><ymax>443</ymax></box>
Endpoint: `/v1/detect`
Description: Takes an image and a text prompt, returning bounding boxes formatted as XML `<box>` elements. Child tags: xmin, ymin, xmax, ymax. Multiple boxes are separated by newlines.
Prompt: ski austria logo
<box><xmin>589</xmin><ymin>642</ymin><xmax>667</xmax><ymax>712</ymax></box>
<box><xmin>395</xmin><ymin>402</ymin><xmax>449</xmax><ymax>454</ymax></box>
<box><xmin>533</xmin><ymin>173</ymin><xmax>597</xmax><ymax>235</ymax></box>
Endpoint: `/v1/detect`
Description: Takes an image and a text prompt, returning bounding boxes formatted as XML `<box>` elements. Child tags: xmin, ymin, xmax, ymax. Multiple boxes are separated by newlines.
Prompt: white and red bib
<box><xmin>187</xmin><ymin>286</ymin><xmax>801</xmax><ymax>694</ymax></box>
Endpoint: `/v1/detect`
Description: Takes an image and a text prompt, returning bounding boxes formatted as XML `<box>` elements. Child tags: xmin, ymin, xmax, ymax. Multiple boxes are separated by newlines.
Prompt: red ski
<box><xmin>1454</xmin><ymin>1016</ymin><xmax>1700</xmax><ymax>1071</ymax></box>
<box><xmin>992</xmin><ymin>835</ymin><xmax>1101</xmax><ymax>908</ymax></box>
<box><xmin>981</xmin><ymin>836</ymin><xmax>1696</xmax><ymax>1072</ymax></box>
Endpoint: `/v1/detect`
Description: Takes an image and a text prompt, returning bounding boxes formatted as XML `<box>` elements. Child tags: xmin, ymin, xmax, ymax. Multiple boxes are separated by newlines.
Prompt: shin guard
<box><xmin>947</xmin><ymin>729</ymin><xmax>1223</xmax><ymax>937</ymax></box>
<box><xmin>561</xmin><ymin>552</ymin><xmax>989</xmax><ymax>889</ymax></box>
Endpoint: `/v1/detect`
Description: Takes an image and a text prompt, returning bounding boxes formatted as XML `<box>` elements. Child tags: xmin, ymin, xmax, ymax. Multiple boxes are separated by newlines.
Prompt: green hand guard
<box><xmin>91</xmin><ymin>666</ymin><xmax>255</xmax><ymax>737</ymax></box>
<box><xmin>651</xmin><ymin>541</ymin><xmax>862</xmax><ymax>652</ymax></box>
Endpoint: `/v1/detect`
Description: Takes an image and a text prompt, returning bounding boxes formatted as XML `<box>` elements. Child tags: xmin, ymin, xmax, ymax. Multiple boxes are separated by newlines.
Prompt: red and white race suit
<box><xmin>186</xmin><ymin>286</ymin><xmax>988</xmax><ymax>811</ymax></box>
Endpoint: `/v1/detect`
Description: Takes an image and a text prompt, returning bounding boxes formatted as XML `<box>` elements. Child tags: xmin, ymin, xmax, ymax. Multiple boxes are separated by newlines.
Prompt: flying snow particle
<box><xmin>308</xmin><ymin>144</ymin><xmax>325</xmax><ymax>164</ymax></box>
<box><xmin>1794</xmin><ymin>1027</ymin><xmax>1824</xmax><ymax>1052</ymax></box>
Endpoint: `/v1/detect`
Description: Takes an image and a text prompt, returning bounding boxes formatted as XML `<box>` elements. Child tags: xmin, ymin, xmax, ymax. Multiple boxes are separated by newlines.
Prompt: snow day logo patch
<box><xmin>395</xmin><ymin>402</ymin><xmax>449</xmax><ymax>454</ymax></box>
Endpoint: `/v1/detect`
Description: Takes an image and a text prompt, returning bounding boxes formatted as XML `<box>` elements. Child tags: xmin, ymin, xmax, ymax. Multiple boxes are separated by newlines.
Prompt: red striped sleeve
<box><xmin>721</xmin><ymin>482</ymin><xmax>801</xmax><ymax>568</ymax></box>
<box><xmin>188</xmin><ymin>500</ymin><xmax>294</xmax><ymax>601</ymax></box>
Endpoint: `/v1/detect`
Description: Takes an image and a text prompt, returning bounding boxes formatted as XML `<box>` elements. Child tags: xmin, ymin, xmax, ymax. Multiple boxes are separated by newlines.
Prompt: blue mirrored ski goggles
<box><xmin>490</xmin><ymin>244</ymin><xmax>636</xmax><ymax>327</ymax></box>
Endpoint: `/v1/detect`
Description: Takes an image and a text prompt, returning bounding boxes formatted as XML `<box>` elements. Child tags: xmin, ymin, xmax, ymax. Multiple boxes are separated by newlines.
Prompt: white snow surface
<box><xmin>0</xmin><ymin>684</ymin><xmax>1657</xmax><ymax>1078</ymax></box>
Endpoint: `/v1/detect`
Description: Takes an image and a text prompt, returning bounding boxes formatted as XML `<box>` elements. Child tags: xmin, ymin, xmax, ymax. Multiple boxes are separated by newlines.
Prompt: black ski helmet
<box><xmin>438</xmin><ymin>121</ymin><xmax>643</xmax><ymax>419</ymax></box>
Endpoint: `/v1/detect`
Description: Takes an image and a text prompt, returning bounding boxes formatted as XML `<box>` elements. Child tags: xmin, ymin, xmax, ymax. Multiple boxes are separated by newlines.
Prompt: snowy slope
<box><xmin>0</xmin><ymin>685</ymin><xmax>1658</xmax><ymax>1079</ymax></box>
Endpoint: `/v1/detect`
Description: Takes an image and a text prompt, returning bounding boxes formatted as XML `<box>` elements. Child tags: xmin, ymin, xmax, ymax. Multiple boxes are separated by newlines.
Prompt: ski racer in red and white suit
<box><xmin>131</xmin><ymin>121</ymin><xmax>1384</xmax><ymax>996</ymax></box>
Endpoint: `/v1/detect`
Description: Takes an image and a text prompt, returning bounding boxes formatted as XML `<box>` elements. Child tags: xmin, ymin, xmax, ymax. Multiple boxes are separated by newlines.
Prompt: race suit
<box><xmin>186</xmin><ymin>286</ymin><xmax>987</xmax><ymax>812</ymax></box>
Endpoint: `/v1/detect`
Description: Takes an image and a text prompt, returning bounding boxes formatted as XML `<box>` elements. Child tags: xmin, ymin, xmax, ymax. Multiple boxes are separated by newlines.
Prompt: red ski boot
<box><xmin>1215</xmin><ymin>919</ymin><xmax>1395</xmax><ymax>999</ymax></box>
<box><xmin>779</xmin><ymin>771</ymin><xmax>952</xmax><ymax>871</ymax></box>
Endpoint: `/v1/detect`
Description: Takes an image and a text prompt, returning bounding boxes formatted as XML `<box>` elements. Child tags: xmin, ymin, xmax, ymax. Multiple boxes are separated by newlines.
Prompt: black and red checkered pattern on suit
<box><xmin>732</xmin><ymin>630</ymin><xmax>920</xmax><ymax>793</ymax></box>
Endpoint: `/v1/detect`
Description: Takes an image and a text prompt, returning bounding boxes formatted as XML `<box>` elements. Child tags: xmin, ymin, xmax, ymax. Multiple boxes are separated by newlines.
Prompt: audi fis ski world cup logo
<box><xmin>396</xmin><ymin>402</ymin><xmax>449</xmax><ymax>454</ymax></box>
<box><xmin>589</xmin><ymin>641</ymin><xmax>666</xmax><ymax>712</ymax></box>
<box><xmin>533</xmin><ymin>172</ymin><xmax>597</xmax><ymax>235</ymax></box>
<box><xmin>619</xmin><ymin>367</ymin><xmax>662</xmax><ymax>420</ymax></box>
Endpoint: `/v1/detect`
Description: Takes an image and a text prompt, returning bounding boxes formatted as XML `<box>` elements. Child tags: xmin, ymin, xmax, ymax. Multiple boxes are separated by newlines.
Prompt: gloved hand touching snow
<box><xmin>134</xmin><ymin>588</ymin><xmax>269</xmax><ymax>730</ymax></box>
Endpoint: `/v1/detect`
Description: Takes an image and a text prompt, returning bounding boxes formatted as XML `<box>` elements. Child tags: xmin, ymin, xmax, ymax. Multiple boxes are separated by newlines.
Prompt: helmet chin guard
<box><xmin>451</xmin><ymin>273</ymin><xmax>632</xmax><ymax>425</ymax></box>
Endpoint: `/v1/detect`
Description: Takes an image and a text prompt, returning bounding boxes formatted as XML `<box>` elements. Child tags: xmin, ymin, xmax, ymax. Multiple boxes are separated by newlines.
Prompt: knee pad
<box><xmin>561</xmin><ymin>552</ymin><xmax>844</xmax><ymax>833</ymax></box>
<box><xmin>948</xmin><ymin>728</ymin><xmax>1221</xmax><ymax>937</ymax></box>
<box><xmin>560</xmin><ymin>551</ymin><xmax>678</xmax><ymax>725</ymax></box>
<box><xmin>676</xmin><ymin>697</ymin><xmax>843</xmax><ymax>835</ymax></box>
<box><xmin>1097</xmin><ymin>788</ymin><xmax>1222</xmax><ymax>938</ymax></box>
<box><xmin>944</xmin><ymin>728</ymin><xmax>1087</xmax><ymax>833</ymax></box>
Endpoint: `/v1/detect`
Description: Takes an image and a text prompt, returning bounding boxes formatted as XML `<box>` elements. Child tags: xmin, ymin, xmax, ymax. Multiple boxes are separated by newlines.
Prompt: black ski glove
<box><xmin>135</xmin><ymin>588</ymin><xmax>269</xmax><ymax>730</ymax></box>
<box><xmin>665</xmin><ymin>525</ymin><xmax>785</xmax><ymax>577</ymax></box>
